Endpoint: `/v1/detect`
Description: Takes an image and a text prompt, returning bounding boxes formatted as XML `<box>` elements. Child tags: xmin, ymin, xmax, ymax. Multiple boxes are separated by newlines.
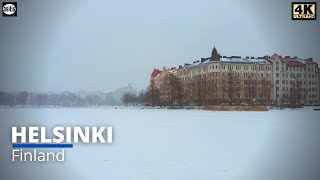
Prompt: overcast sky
<box><xmin>0</xmin><ymin>0</ymin><xmax>319</xmax><ymax>92</ymax></box>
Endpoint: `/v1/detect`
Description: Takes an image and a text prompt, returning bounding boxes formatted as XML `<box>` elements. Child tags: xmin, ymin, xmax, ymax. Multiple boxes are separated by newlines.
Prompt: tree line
<box><xmin>121</xmin><ymin>73</ymin><xmax>183</xmax><ymax>106</ymax></box>
<box><xmin>276</xmin><ymin>77</ymin><xmax>306</xmax><ymax>106</ymax></box>
<box><xmin>0</xmin><ymin>91</ymin><xmax>117</xmax><ymax>107</ymax></box>
<box><xmin>122</xmin><ymin>70</ymin><xmax>275</xmax><ymax>106</ymax></box>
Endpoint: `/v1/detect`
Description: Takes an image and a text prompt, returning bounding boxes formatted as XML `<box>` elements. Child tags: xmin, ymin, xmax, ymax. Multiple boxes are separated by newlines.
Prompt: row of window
<box><xmin>276</xmin><ymin>86</ymin><xmax>317</xmax><ymax>92</ymax></box>
<box><xmin>275</xmin><ymin>73</ymin><xmax>318</xmax><ymax>79</ymax></box>
<box><xmin>275</xmin><ymin>80</ymin><xmax>318</xmax><ymax>86</ymax></box>
<box><xmin>215</xmin><ymin>94</ymin><xmax>271</xmax><ymax>99</ymax></box>
<box><xmin>275</xmin><ymin>94</ymin><xmax>318</xmax><ymax>99</ymax></box>
<box><xmin>279</xmin><ymin>94</ymin><xmax>318</xmax><ymax>99</ymax></box>
<box><xmin>274</xmin><ymin>65</ymin><xmax>318</xmax><ymax>73</ymax></box>
<box><xmin>208</xmin><ymin>65</ymin><xmax>271</xmax><ymax>71</ymax></box>
<box><xmin>182</xmin><ymin>72</ymin><xmax>272</xmax><ymax>80</ymax></box>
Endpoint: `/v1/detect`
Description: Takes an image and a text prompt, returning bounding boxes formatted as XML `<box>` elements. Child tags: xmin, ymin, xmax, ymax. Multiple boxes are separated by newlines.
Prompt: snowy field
<box><xmin>1</xmin><ymin>107</ymin><xmax>320</xmax><ymax>180</ymax></box>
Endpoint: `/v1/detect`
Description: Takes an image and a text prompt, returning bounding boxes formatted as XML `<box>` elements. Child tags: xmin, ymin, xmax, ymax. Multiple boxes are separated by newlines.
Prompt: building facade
<box><xmin>150</xmin><ymin>47</ymin><xmax>320</xmax><ymax>105</ymax></box>
<box><xmin>269</xmin><ymin>54</ymin><xmax>319</xmax><ymax>105</ymax></box>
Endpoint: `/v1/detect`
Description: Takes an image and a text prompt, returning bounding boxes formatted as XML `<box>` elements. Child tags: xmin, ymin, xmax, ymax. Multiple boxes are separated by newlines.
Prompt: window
<box><xmin>276</xmin><ymin>73</ymin><xmax>279</xmax><ymax>77</ymax></box>
<box><xmin>276</xmin><ymin>80</ymin><xmax>279</xmax><ymax>84</ymax></box>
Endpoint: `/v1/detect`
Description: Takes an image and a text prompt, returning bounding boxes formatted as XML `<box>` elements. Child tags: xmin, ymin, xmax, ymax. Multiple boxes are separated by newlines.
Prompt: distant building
<box><xmin>268</xmin><ymin>53</ymin><xmax>319</xmax><ymax>105</ymax></box>
<box><xmin>210</xmin><ymin>46</ymin><xmax>220</xmax><ymax>61</ymax></box>
<box><xmin>150</xmin><ymin>67</ymin><xmax>178</xmax><ymax>89</ymax></box>
<box><xmin>150</xmin><ymin>47</ymin><xmax>319</xmax><ymax>105</ymax></box>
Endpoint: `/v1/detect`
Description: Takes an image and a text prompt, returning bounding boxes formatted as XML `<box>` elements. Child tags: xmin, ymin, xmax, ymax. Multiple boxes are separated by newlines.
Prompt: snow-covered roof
<box><xmin>184</xmin><ymin>57</ymin><xmax>271</xmax><ymax>68</ymax></box>
<box><xmin>168</xmin><ymin>68</ymin><xmax>178</xmax><ymax>74</ymax></box>
<box><xmin>220</xmin><ymin>58</ymin><xmax>271</xmax><ymax>64</ymax></box>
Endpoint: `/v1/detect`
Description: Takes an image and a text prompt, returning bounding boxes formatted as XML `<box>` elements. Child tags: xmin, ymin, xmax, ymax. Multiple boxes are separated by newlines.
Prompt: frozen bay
<box><xmin>1</xmin><ymin>107</ymin><xmax>320</xmax><ymax>180</ymax></box>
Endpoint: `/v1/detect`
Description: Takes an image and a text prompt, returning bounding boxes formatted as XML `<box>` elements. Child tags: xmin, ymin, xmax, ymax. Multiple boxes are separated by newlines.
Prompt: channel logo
<box><xmin>2</xmin><ymin>2</ymin><xmax>17</xmax><ymax>17</ymax></box>
<box><xmin>292</xmin><ymin>2</ymin><xmax>316</xmax><ymax>20</ymax></box>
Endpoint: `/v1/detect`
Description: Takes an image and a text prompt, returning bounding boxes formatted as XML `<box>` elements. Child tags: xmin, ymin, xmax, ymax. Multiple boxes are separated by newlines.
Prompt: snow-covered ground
<box><xmin>1</xmin><ymin>107</ymin><xmax>320</xmax><ymax>180</ymax></box>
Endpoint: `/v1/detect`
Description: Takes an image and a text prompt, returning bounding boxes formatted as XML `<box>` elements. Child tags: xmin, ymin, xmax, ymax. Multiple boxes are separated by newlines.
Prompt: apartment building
<box><xmin>150</xmin><ymin>47</ymin><xmax>319</xmax><ymax>105</ymax></box>
<box><xmin>270</xmin><ymin>53</ymin><xmax>319</xmax><ymax>105</ymax></box>
<box><xmin>177</xmin><ymin>52</ymin><xmax>273</xmax><ymax>105</ymax></box>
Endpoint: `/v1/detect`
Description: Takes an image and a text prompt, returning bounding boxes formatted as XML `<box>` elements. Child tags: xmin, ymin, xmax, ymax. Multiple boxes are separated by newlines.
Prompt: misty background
<box><xmin>0</xmin><ymin>0</ymin><xmax>319</xmax><ymax>92</ymax></box>
<box><xmin>1</xmin><ymin>1</ymin><xmax>320</xmax><ymax>180</ymax></box>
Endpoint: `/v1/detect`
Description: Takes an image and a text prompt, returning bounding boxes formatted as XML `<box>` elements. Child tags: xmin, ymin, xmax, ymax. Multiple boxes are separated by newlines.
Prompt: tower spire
<box><xmin>210</xmin><ymin>46</ymin><xmax>220</xmax><ymax>61</ymax></box>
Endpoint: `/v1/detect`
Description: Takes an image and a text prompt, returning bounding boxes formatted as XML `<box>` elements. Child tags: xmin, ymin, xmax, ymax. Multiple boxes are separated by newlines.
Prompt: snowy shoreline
<box><xmin>0</xmin><ymin>105</ymin><xmax>319</xmax><ymax>111</ymax></box>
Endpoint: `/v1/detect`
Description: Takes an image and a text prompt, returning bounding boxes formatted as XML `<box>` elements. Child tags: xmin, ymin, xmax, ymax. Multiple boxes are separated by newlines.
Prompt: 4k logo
<box><xmin>292</xmin><ymin>2</ymin><xmax>316</xmax><ymax>20</ymax></box>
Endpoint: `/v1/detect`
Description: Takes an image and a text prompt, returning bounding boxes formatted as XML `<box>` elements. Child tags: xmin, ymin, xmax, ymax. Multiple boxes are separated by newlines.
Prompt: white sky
<box><xmin>0</xmin><ymin>0</ymin><xmax>319</xmax><ymax>92</ymax></box>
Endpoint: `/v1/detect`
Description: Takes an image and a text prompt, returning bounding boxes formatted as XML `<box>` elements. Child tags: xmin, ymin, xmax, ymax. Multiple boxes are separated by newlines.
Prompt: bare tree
<box><xmin>222</xmin><ymin>70</ymin><xmax>240</xmax><ymax>105</ymax></box>
<box><xmin>191</xmin><ymin>75</ymin><xmax>208</xmax><ymax>106</ymax></box>
<box><xmin>260</xmin><ymin>78</ymin><xmax>273</xmax><ymax>105</ymax></box>
<box><xmin>202</xmin><ymin>78</ymin><xmax>218</xmax><ymax>105</ymax></box>
<box><xmin>160</xmin><ymin>74</ymin><xmax>172</xmax><ymax>106</ymax></box>
<box><xmin>288</xmin><ymin>87</ymin><xmax>296</xmax><ymax>105</ymax></box>
<box><xmin>244</xmin><ymin>73</ymin><xmax>257</xmax><ymax>105</ymax></box>
<box><xmin>171</xmin><ymin>75</ymin><xmax>183</xmax><ymax>106</ymax></box>
<box><xmin>181</xmin><ymin>79</ymin><xmax>192</xmax><ymax>105</ymax></box>
<box><xmin>290</xmin><ymin>77</ymin><xmax>304</xmax><ymax>106</ymax></box>
<box><xmin>160</xmin><ymin>74</ymin><xmax>183</xmax><ymax>106</ymax></box>
<box><xmin>121</xmin><ymin>92</ymin><xmax>136</xmax><ymax>106</ymax></box>
<box><xmin>137</xmin><ymin>89</ymin><xmax>147</xmax><ymax>105</ymax></box>
<box><xmin>146</xmin><ymin>80</ymin><xmax>160</xmax><ymax>106</ymax></box>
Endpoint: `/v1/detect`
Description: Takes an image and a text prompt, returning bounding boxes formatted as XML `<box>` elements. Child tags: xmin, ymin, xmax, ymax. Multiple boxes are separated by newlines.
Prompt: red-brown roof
<box><xmin>150</xmin><ymin>69</ymin><xmax>161</xmax><ymax>80</ymax></box>
<box><xmin>281</xmin><ymin>58</ymin><xmax>305</xmax><ymax>67</ymax></box>
<box><xmin>268</xmin><ymin>53</ymin><xmax>282</xmax><ymax>61</ymax></box>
